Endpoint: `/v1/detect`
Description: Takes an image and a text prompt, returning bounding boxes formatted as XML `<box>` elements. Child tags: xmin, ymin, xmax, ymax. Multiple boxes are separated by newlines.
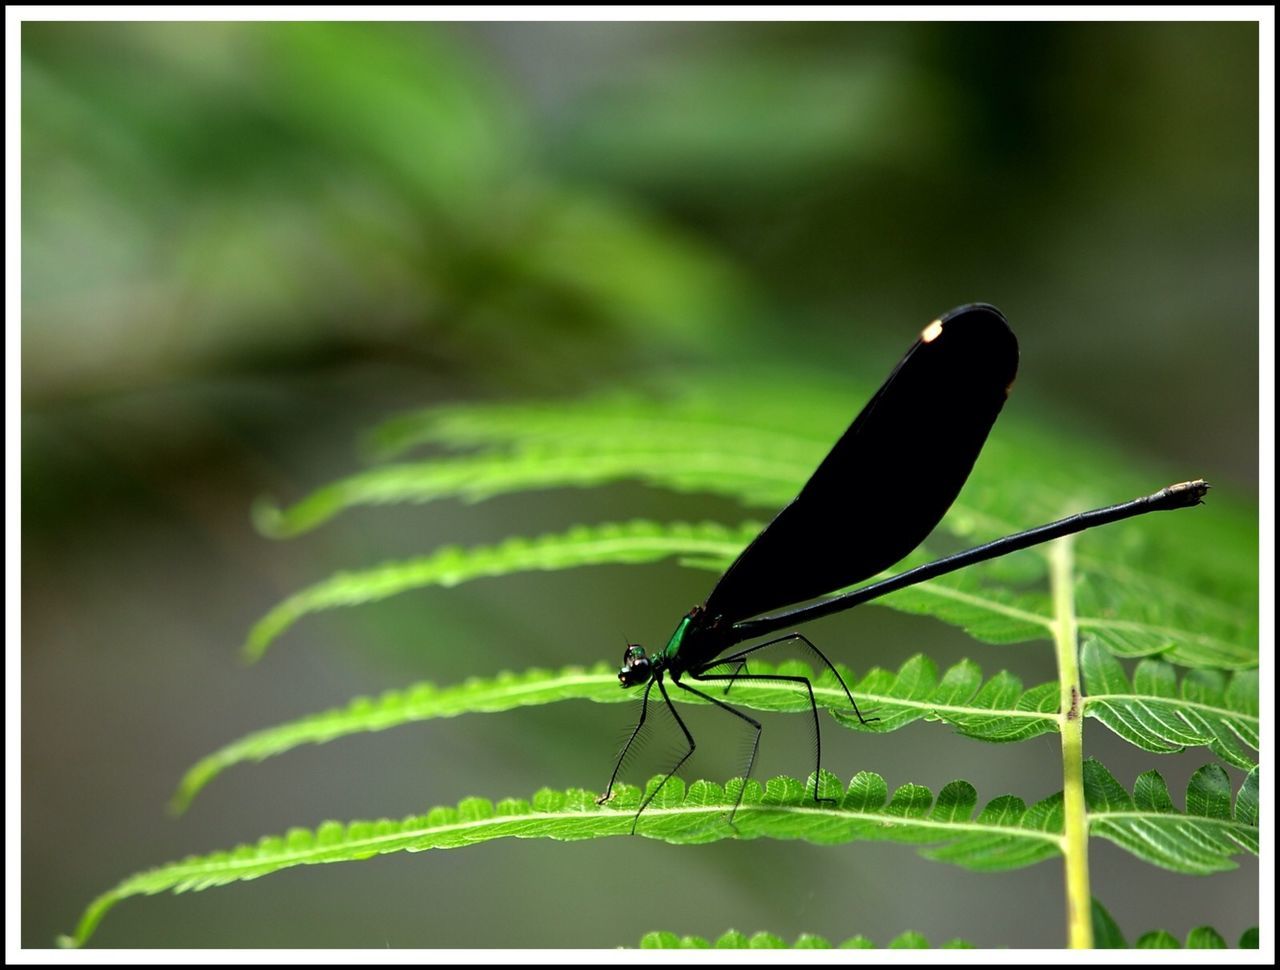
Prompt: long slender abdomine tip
<box><xmin>1158</xmin><ymin>479</ymin><xmax>1211</xmax><ymax>508</ymax></box>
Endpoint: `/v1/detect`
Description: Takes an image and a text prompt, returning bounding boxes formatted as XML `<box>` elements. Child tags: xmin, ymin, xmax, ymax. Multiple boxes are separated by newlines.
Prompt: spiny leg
<box><xmin>717</xmin><ymin>632</ymin><xmax>879</xmax><ymax>725</ymax></box>
<box><xmin>692</xmin><ymin>668</ymin><xmax>836</xmax><ymax>808</ymax></box>
<box><xmin>629</xmin><ymin>674</ymin><xmax>696</xmax><ymax>835</ymax></box>
<box><xmin>597</xmin><ymin>680</ymin><xmax>654</xmax><ymax>806</ymax></box>
<box><xmin>721</xmin><ymin>659</ymin><xmax>748</xmax><ymax>696</ymax></box>
<box><xmin>673</xmin><ymin>678</ymin><xmax>762</xmax><ymax>826</ymax></box>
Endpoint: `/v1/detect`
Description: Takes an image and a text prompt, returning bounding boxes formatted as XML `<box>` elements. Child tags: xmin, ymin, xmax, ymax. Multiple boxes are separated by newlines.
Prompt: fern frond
<box><xmin>1081</xmin><ymin>640</ymin><xmax>1258</xmax><ymax>769</ymax></box>
<box><xmin>258</xmin><ymin>436</ymin><xmax>820</xmax><ymax>537</ymax></box>
<box><xmin>362</xmin><ymin>388</ymin><xmax>837</xmax><ymax>462</ymax></box>
<box><xmin>170</xmin><ymin>662</ymin><xmax>621</xmax><ymax>813</ymax></box>
<box><xmin>1084</xmin><ymin>760</ymin><xmax>1258</xmax><ymax>874</ymax></box>
<box><xmin>178</xmin><ymin>645</ymin><xmax>1260</xmax><ymax>812</ymax></box>
<box><xmin>1089</xmin><ymin>897</ymin><xmax>1129</xmax><ymax>949</ymax></box>
<box><xmin>172</xmin><ymin>655</ymin><xmax>1061</xmax><ymax>812</ymax></box>
<box><xmin>1090</xmin><ymin>897</ymin><xmax>1256</xmax><ymax>949</ymax></box>
<box><xmin>639</xmin><ymin>917</ymin><xmax>1256</xmax><ymax>949</ymax></box>
<box><xmin>247</xmin><ymin>500</ymin><xmax>1254</xmax><ymax>668</ymax></box>
<box><xmin>71</xmin><ymin>763</ymin><xmax>1256</xmax><ymax>947</ymax></box>
<box><xmin>244</xmin><ymin>515</ymin><xmax>1254</xmax><ymax>669</ymax></box>
<box><xmin>242</xmin><ymin>520</ymin><xmax>757</xmax><ymax>660</ymax></box>
<box><xmin>638</xmin><ymin>929</ymin><xmax>974</xmax><ymax>948</ymax></box>
<box><xmin>70</xmin><ymin>771</ymin><xmax>1062</xmax><ymax>947</ymax></box>
<box><xmin>259</xmin><ymin>376</ymin><xmax>1256</xmax><ymax>671</ymax></box>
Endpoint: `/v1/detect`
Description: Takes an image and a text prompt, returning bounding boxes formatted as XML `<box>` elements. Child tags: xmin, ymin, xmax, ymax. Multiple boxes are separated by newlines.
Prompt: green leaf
<box><xmin>1081</xmin><ymin>639</ymin><xmax>1258</xmax><ymax>769</ymax></box>
<box><xmin>362</xmin><ymin>386</ymin><xmax>837</xmax><ymax>466</ymax></box>
<box><xmin>1085</xmin><ymin>761</ymin><xmax>1259</xmax><ymax>874</ymax></box>
<box><xmin>242</xmin><ymin>520</ymin><xmax>758</xmax><ymax>660</ymax></box>
<box><xmin>640</xmin><ymin>914</ymin><xmax>1255</xmax><ymax>950</ymax></box>
<box><xmin>639</xmin><ymin>931</ymin><xmax>708</xmax><ymax>948</ymax></box>
<box><xmin>1186</xmin><ymin>926</ymin><xmax>1228</xmax><ymax>948</ymax></box>
<box><xmin>1093</xmin><ymin>898</ymin><xmax>1253</xmax><ymax>949</ymax></box>
<box><xmin>640</xmin><ymin>929</ymin><xmax>976</xmax><ymax>949</ymax></box>
<box><xmin>793</xmin><ymin>933</ymin><xmax>832</xmax><ymax>948</ymax></box>
<box><xmin>888</xmin><ymin>931</ymin><xmax>930</xmax><ymax>948</ymax></box>
<box><xmin>175</xmin><ymin>649</ymin><xmax>1261</xmax><ymax>817</ymax></box>
<box><xmin>245</xmin><ymin>508</ymin><xmax>1254</xmax><ymax>670</ymax></box>
<box><xmin>172</xmin><ymin>656</ymin><xmax>1060</xmax><ymax>812</ymax></box>
<box><xmin>67</xmin><ymin>771</ymin><xmax>1067</xmax><ymax>947</ymax></box>
<box><xmin>76</xmin><ymin>763</ymin><xmax>1257</xmax><ymax>947</ymax></box>
<box><xmin>260</xmin><ymin>373</ymin><xmax>1256</xmax><ymax>670</ymax></box>
<box><xmin>256</xmin><ymin>439</ymin><xmax>819</xmax><ymax>539</ymax></box>
<box><xmin>1090</xmin><ymin>897</ymin><xmax>1128</xmax><ymax>948</ymax></box>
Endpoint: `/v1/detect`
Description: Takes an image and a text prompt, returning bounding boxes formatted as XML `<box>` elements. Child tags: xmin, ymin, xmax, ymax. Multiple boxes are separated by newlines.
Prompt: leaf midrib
<box><xmin>1091</xmin><ymin>811</ymin><xmax>1253</xmax><ymax>833</ymax></box>
<box><xmin>1083</xmin><ymin>692</ymin><xmax>1257</xmax><ymax>724</ymax></box>
<box><xmin>1076</xmin><ymin>617</ymin><xmax>1243</xmax><ymax>653</ymax></box>
<box><xmin>317</xmin><ymin>672</ymin><xmax>1059</xmax><ymax>723</ymax></box>
<box><xmin>204</xmin><ymin>678</ymin><xmax>1256</xmax><ymax>758</ymax></box>
<box><xmin>126</xmin><ymin>802</ymin><xmax>1069</xmax><ymax>884</ymax></box>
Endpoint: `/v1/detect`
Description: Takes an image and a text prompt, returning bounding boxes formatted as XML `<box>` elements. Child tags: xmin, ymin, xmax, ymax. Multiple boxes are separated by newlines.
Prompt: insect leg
<box><xmin>721</xmin><ymin>659</ymin><xmax>749</xmax><ymax>696</ymax></box>
<box><xmin>715</xmin><ymin>632</ymin><xmax>879</xmax><ymax>724</ymax></box>
<box><xmin>690</xmin><ymin>668</ymin><xmax>836</xmax><ymax>808</ymax></box>
<box><xmin>629</xmin><ymin>674</ymin><xmax>696</xmax><ymax>836</ymax></box>
<box><xmin>596</xmin><ymin>679</ymin><xmax>654</xmax><ymax>806</ymax></box>
<box><xmin>673</xmin><ymin>678</ymin><xmax>763</xmax><ymax>825</ymax></box>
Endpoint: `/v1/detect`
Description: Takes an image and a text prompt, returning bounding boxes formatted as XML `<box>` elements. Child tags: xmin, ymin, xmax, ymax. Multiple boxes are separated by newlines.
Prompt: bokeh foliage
<box><xmin>22</xmin><ymin>20</ymin><xmax>1259</xmax><ymax>949</ymax></box>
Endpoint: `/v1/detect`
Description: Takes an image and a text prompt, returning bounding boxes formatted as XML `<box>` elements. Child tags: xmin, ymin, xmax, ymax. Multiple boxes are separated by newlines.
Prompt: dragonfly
<box><xmin>595</xmin><ymin>303</ymin><xmax>1208</xmax><ymax>831</ymax></box>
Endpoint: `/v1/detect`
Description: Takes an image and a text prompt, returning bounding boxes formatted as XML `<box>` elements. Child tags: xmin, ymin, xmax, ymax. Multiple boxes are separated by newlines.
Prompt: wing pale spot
<box><xmin>921</xmin><ymin>320</ymin><xmax>943</xmax><ymax>343</ymax></box>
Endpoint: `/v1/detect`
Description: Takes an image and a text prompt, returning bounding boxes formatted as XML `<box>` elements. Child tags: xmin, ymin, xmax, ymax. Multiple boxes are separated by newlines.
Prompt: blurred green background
<box><xmin>22</xmin><ymin>21</ymin><xmax>1258</xmax><ymax>948</ymax></box>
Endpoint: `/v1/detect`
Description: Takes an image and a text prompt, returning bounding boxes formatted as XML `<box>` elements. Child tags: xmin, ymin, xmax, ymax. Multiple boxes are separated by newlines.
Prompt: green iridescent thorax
<box><xmin>661</xmin><ymin>614</ymin><xmax>693</xmax><ymax>661</ymax></box>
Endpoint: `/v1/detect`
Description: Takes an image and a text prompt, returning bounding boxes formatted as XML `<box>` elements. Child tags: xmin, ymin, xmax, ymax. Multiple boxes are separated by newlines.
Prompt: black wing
<box><xmin>703</xmin><ymin>303</ymin><xmax>1019</xmax><ymax>625</ymax></box>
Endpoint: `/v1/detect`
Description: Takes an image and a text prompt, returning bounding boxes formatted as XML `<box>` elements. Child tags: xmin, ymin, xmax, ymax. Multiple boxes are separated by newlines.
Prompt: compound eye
<box><xmin>618</xmin><ymin>655</ymin><xmax>651</xmax><ymax>688</ymax></box>
<box><xmin>623</xmin><ymin>643</ymin><xmax>646</xmax><ymax>663</ymax></box>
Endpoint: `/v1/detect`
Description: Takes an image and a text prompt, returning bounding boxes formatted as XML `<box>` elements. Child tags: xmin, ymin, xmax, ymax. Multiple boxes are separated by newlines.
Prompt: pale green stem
<box><xmin>1049</xmin><ymin>536</ymin><xmax>1092</xmax><ymax>949</ymax></box>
